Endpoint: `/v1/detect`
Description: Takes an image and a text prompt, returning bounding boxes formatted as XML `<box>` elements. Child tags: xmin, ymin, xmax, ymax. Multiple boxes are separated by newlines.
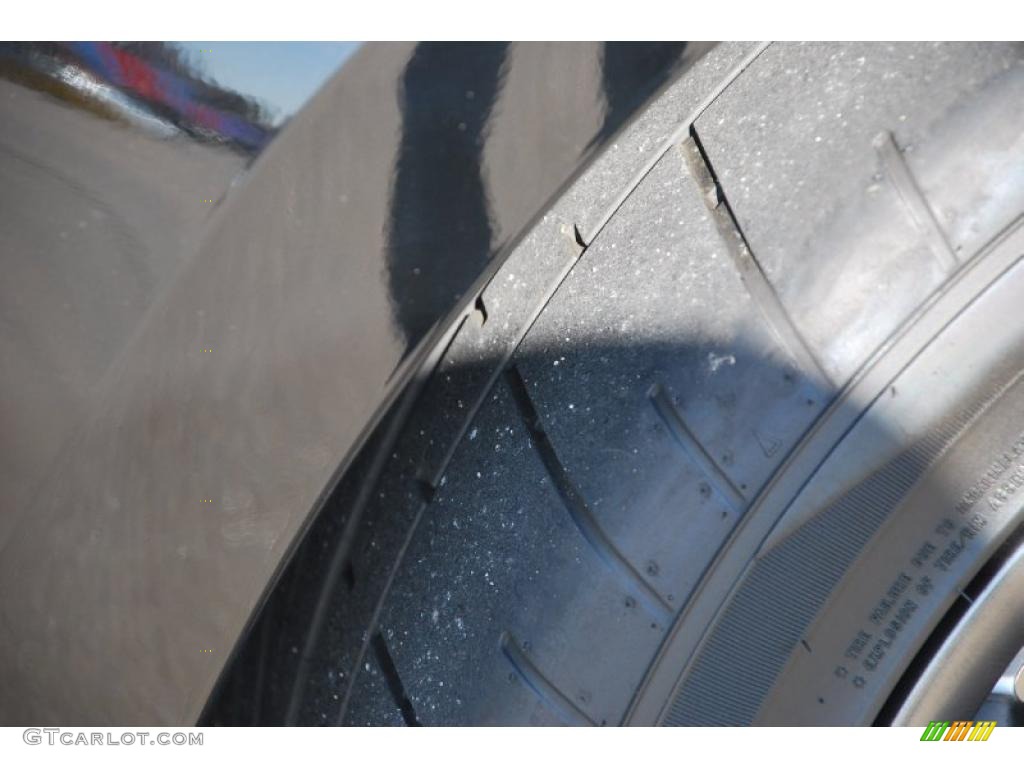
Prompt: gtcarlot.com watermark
<box><xmin>23</xmin><ymin>728</ymin><xmax>203</xmax><ymax>746</ymax></box>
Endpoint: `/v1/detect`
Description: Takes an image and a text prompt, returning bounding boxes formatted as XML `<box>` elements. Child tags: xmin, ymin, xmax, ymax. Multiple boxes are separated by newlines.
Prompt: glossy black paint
<box><xmin>387</xmin><ymin>42</ymin><xmax>512</xmax><ymax>350</ymax></box>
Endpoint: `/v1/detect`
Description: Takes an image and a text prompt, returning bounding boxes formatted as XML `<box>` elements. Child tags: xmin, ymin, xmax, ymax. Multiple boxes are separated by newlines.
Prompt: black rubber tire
<box><xmin>204</xmin><ymin>41</ymin><xmax>1024</xmax><ymax>726</ymax></box>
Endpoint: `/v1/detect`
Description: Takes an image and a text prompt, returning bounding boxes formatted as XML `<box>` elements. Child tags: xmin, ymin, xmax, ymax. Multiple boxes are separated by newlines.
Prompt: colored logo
<box><xmin>920</xmin><ymin>721</ymin><xmax>996</xmax><ymax>741</ymax></box>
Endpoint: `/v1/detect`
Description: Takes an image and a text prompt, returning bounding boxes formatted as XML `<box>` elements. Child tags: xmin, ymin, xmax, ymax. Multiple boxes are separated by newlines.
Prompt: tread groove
<box><xmin>335</xmin><ymin>500</ymin><xmax>429</xmax><ymax>724</ymax></box>
<box><xmin>413</xmin><ymin>245</ymin><xmax>582</xmax><ymax>490</ymax></box>
<box><xmin>874</xmin><ymin>131</ymin><xmax>959</xmax><ymax>272</ymax></box>
<box><xmin>499</xmin><ymin>631</ymin><xmax>596</xmax><ymax>726</ymax></box>
<box><xmin>648</xmin><ymin>382</ymin><xmax>746</xmax><ymax>514</ymax></box>
<box><xmin>504</xmin><ymin>365</ymin><xmax>673</xmax><ymax>624</ymax></box>
<box><xmin>581</xmin><ymin>41</ymin><xmax>773</xmax><ymax>245</ymax></box>
<box><xmin>681</xmin><ymin>129</ymin><xmax>832</xmax><ymax>388</ymax></box>
<box><xmin>371</xmin><ymin>631</ymin><xmax>422</xmax><ymax>726</ymax></box>
<box><xmin>282</xmin><ymin>382</ymin><xmax>423</xmax><ymax>725</ymax></box>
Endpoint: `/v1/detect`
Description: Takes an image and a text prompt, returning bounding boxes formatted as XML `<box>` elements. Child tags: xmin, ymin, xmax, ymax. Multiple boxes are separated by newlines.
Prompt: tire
<box><xmin>204</xmin><ymin>41</ymin><xmax>1024</xmax><ymax>726</ymax></box>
